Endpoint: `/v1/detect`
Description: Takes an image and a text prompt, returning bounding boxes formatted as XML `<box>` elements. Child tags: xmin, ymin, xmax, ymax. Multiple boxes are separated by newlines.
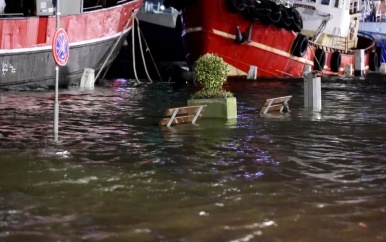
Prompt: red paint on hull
<box><xmin>0</xmin><ymin>0</ymin><xmax>143</xmax><ymax>89</ymax></box>
<box><xmin>0</xmin><ymin>1</ymin><xmax>142</xmax><ymax>49</ymax></box>
<box><xmin>180</xmin><ymin>0</ymin><xmax>375</xmax><ymax>78</ymax></box>
<box><xmin>0</xmin><ymin>0</ymin><xmax>142</xmax><ymax>49</ymax></box>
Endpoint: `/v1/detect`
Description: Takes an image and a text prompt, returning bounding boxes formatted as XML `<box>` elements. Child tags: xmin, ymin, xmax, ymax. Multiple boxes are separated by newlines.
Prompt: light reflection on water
<box><xmin>0</xmin><ymin>78</ymin><xmax>385</xmax><ymax>242</ymax></box>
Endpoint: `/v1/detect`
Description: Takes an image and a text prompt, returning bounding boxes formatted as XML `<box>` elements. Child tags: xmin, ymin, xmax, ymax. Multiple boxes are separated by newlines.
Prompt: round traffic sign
<box><xmin>52</xmin><ymin>28</ymin><xmax>69</xmax><ymax>66</ymax></box>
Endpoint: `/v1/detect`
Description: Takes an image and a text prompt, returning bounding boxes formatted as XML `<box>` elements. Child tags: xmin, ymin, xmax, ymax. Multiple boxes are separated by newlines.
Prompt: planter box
<box><xmin>187</xmin><ymin>97</ymin><xmax>237</xmax><ymax>120</ymax></box>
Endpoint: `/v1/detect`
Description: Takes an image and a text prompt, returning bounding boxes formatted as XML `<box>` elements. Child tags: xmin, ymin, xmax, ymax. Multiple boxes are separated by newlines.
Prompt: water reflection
<box><xmin>0</xmin><ymin>78</ymin><xmax>386</xmax><ymax>241</ymax></box>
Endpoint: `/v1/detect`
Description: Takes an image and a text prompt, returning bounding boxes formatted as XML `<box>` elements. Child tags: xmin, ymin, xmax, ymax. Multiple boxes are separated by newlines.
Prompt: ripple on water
<box><xmin>1</xmin><ymin>80</ymin><xmax>386</xmax><ymax>241</ymax></box>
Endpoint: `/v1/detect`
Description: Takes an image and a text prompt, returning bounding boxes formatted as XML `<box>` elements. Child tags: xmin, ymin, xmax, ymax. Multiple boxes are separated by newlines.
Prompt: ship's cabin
<box><xmin>293</xmin><ymin>0</ymin><xmax>362</xmax><ymax>49</ymax></box>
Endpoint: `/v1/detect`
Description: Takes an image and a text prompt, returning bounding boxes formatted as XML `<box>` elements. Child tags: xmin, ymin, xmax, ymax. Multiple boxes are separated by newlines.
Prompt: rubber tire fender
<box><xmin>330</xmin><ymin>51</ymin><xmax>342</xmax><ymax>72</ymax></box>
<box><xmin>251</xmin><ymin>0</ymin><xmax>271</xmax><ymax>18</ymax></box>
<box><xmin>291</xmin><ymin>8</ymin><xmax>303</xmax><ymax>32</ymax></box>
<box><xmin>226</xmin><ymin>0</ymin><xmax>246</xmax><ymax>12</ymax></box>
<box><xmin>291</xmin><ymin>34</ymin><xmax>308</xmax><ymax>57</ymax></box>
<box><xmin>267</xmin><ymin>1</ymin><xmax>282</xmax><ymax>23</ymax></box>
<box><xmin>314</xmin><ymin>49</ymin><xmax>326</xmax><ymax>71</ymax></box>
<box><xmin>275</xmin><ymin>6</ymin><xmax>292</xmax><ymax>30</ymax></box>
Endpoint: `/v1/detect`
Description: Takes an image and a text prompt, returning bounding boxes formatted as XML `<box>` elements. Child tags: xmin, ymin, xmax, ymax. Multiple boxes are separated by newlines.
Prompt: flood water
<box><xmin>0</xmin><ymin>77</ymin><xmax>385</xmax><ymax>242</ymax></box>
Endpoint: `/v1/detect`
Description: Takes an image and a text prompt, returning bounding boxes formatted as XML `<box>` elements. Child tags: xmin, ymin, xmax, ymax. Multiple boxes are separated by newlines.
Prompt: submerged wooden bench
<box><xmin>260</xmin><ymin>95</ymin><xmax>292</xmax><ymax>114</ymax></box>
<box><xmin>159</xmin><ymin>105</ymin><xmax>207</xmax><ymax>127</ymax></box>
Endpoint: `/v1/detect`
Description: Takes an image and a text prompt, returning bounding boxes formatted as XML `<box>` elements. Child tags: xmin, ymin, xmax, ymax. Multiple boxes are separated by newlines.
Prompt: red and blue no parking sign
<box><xmin>52</xmin><ymin>28</ymin><xmax>69</xmax><ymax>66</ymax></box>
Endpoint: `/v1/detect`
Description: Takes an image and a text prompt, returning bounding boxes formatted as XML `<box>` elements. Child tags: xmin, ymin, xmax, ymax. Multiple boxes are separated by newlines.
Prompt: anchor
<box><xmin>235</xmin><ymin>22</ymin><xmax>253</xmax><ymax>44</ymax></box>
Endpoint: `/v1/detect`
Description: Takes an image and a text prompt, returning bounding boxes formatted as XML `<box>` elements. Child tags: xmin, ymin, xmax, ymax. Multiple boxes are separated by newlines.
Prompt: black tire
<box><xmin>314</xmin><ymin>49</ymin><xmax>326</xmax><ymax>71</ymax></box>
<box><xmin>369</xmin><ymin>51</ymin><xmax>378</xmax><ymax>71</ymax></box>
<box><xmin>330</xmin><ymin>51</ymin><xmax>342</xmax><ymax>72</ymax></box>
<box><xmin>226</xmin><ymin>0</ymin><xmax>246</xmax><ymax>12</ymax></box>
<box><xmin>275</xmin><ymin>6</ymin><xmax>292</xmax><ymax>30</ymax></box>
<box><xmin>267</xmin><ymin>1</ymin><xmax>281</xmax><ymax>23</ymax></box>
<box><xmin>258</xmin><ymin>1</ymin><xmax>273</xmax><ymax>26</ymax></box>
<box><xmin>251</xmin><ymin>0</ymin><xmax>271</xmax><ymax>17</ymax></box>
<box><xmin>259</xmin><ymin>16</ymin><xmax>272</xmax><ymax>25</ymax></box>
<box><xmin>376</xmin><ymin>46</ymin><xmax>382</xmax><ymax>67</ymax></box>
<box><xmin>291</xmin><ymin>34</ymin><xmax>308</xmax><ymax>57</ymax></box>
<box><xmin>291</xmin><ymin>8</ymin><xmax>303</xmax><ymax>32</ymax></box>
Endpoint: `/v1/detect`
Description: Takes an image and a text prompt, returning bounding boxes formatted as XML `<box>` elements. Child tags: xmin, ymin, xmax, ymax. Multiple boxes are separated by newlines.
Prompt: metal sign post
<box><xmin>54</xmin><ymin>0</ymin><xmax>60</xmax><ymax>143</ymax></box>
<box><xmin>52</xmin><ymin>0</ymin><xmax>70</xmax><ymax>143</ymax></box>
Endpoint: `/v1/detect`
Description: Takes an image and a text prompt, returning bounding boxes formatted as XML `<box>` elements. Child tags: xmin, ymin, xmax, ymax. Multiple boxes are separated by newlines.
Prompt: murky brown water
<box><xmin>0</xmin><ymin>77</ymin><xmax>385</xmax><ymax>242</ymax></box>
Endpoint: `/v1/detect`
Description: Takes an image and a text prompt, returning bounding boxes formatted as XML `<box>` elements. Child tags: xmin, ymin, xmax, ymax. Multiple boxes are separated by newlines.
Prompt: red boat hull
<box><xmin>0</xmin><ymin>0</ymin><xmax>143</xmax><ymax>89</ymax></box>
<box><xmin>180</xmin><ymin>0</ymin><xmax>375</xmax><ymax>78</ymax></box>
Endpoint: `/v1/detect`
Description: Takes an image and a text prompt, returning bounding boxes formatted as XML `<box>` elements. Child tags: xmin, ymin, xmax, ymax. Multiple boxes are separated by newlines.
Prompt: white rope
<box><xmin>135</xmin><ymin>17</ymin><xmax>153</xmax><ymax>83</ymax></box>
<box><xmin>132</xmin><ymin>13</ymin><xmax>141</xmax><ymax>84</ymax></box>
<box><xmin>95</xmin><ymin>11</ymin><xmax>131</xmax><ymax>82</ymax></box>
<box><xmin>138</xmin><ymin>28</ymin><xmax>163</xmax><ymax>82</ymax></box>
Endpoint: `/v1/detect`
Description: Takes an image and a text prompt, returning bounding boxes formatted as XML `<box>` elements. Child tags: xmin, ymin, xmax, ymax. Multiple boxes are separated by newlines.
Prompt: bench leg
<box><xmin>279</xmin><ymin>97</ymin><xmax>291</xmax><ymax>113</ymax></box>
<box><xmin>263</xmin><ymin>99</ymin><xmax>274</xmax><ymax>114</ymax></box>
<box><xmin>191</xmin><ymin>106</ymin><xmax>204</xmax><ymax>124</ymax></box>
<box><xmin>167</xmin><ymin>108</ymin><xmax>179</xmax><ymax>127</ymax></box>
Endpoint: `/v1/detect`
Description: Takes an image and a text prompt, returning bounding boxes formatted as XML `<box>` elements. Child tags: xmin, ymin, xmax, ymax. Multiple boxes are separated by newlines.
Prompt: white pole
<box><xmin>354</xmin><ymin>49</ymin><xmax>365</xmax><ymax>77</ymax></box>
<box><xmin>54</xmin><ymin>0</ymin><xmax>61</xmax><ymax>143</ymax></box>
<box><xmin>304</xmin><ymin>72</ymin><xmax>322</xmax><ymax>111</ymax></box>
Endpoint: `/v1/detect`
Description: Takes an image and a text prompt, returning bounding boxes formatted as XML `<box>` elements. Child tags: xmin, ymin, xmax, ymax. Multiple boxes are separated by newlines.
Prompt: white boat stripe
<box><xmin>183</xmin><ymin>27</ymin><xmax>313</xmax><ymax>66</ymax></box>
<box><xmin>0</xmin><ymin>27</ymin><xmax>131</xmax><ymax>55</ymax></box>
<box><xmin>212</xmin><ymin>29</ymin><xmax>314</xmax><ymax>65</ymax></box>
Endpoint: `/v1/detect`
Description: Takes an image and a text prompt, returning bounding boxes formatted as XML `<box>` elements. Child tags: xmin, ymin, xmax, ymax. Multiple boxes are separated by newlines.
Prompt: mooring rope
<box><xmin>95</xmin><ymin>11</ymin><xmax>132</xmax><ymax>82</ymax></box>
<box><xmin>307</xmin><ymin>44</ymin><xmax>323</xmax><ymax>77</ymax></box>
<box><xmin>132</xmin><ymin>13</ymin><xmax>141</xmax><ymax>84</ymax></box>
<box><xmin>138</xmin><ymin>28</ymin><xmax>163</xmax><ymax>82</ymax></box>
<box><xmin>134</xmin><ymin>17</ymin><xmax>153</xmax><ymax>83</ymax></box>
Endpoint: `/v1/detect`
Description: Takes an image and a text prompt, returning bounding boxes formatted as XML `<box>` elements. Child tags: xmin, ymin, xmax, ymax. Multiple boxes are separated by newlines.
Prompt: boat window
<box><xmin>334</xmin><ymin>0</ymin><xmax>344</xmax><ymax>8</ymax></box>
<box><xmin>306</xmin><ymin>0</ymin><xmax>316</xmax><ymax>2</ymax></box>
<box><xmin>321</xmin><ymin>0</ymin><xmax>330</xmax><ymax>5</ymax></box>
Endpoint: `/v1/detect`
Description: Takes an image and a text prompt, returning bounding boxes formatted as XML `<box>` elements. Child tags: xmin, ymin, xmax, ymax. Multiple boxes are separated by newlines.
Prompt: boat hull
<box><xmin>138</xmin><ymin>16</ymin><xmax>185</xmax><ymax>62</ymax></box>
<box><xmin>0</xmin><ymin>0</ymin><xmax>143</xmax><ymax>90</ymax></box>
<box><xmin>179</xmin><ymin>0</ymin><xmax>375</xmax><ymax>78</ymax></box>
<box><xmin>0</xmin><ymin>32</ymin><xmax>129</xmax><ymax>90</ymax></box>
<box><xmin>183</xmin><ymin>25</ymin><xmax>311</xmax><ymax>77</ymax></box>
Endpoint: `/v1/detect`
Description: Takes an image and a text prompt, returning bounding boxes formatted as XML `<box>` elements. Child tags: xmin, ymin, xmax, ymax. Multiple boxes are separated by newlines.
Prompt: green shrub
<box><xmin>191</xmin><ymin>53</ymin><xmax>233</xmax><ymax>99</ymax></box>
<box><xmin>190</xmin><ymin>89</ymin><xmax>233</xmax><ymax>99</ymax></box>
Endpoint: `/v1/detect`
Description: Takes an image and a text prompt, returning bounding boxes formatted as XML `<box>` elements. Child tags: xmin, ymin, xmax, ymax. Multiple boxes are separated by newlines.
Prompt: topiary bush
<box><xmin>191</xmin><ymin>53</ymin><xmax>233</xmax><ymax>99</ymax></box>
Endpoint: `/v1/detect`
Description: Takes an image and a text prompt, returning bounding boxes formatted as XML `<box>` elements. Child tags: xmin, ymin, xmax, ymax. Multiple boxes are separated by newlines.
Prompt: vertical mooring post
<box><xmin>354</xmin><ymin>49</ymin><xmax>365</xmax><ymax>77</ymax></box>
<box><xmin>302</xmin><ymin>64</ymin><xmax>312</xmax><ymax>76</ymax></box>
<box><xmin>304</xmin><ymin>72</ymin><xmax>321</xmax><ymax>111</ymax></box>
<box><xmin>380</xmin><ymin>63</ymin><xmax>386</xmax><ymax>74</ymax></box>
<box><xmin>247</xmin><ymin>65</ymin><xmax>257</xmax><ymax>80</ymax></box>
<box><xmin>344</xmin><ymin>64</ymin><xmax>353</xmax><ymax>77</ymax></box>
<box><xmin>54</xmin><ymin>0</ymin><xmax>61</xmax><ymax>143</ymax></box>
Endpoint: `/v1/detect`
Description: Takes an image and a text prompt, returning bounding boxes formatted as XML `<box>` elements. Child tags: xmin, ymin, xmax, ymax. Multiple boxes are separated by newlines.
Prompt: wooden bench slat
<box><xmin>259</xmin><ymin>104</ymin><xmax>283</xmax><ymax>114</ymax></box>
<box><xmin>163</xmin><ymin>105</ymin><xmax>206</xmax><ymax>117</ymax></box>
<box><xmin>159</xmin><ymin>114</ymin><xmax>203</xmax><ymax>126</ymax></box>
<box><xmin>260</xmin><ymin>95</ymin><xmax>292</xmax><ymax>115</ymax></box>
<box><xmin>160</xmin><ymin>105</ymin><xmax>207</xmax><ymax>127</ymax></box>
<box><xmin>262</xmin><ymin>96</ymin><xmax>292</xmax><ymax>106</ymax></box>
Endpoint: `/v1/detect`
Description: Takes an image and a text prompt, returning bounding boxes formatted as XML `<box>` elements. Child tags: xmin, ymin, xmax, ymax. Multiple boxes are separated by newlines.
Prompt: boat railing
<box><xmin>334</xmin><ymin>35</ymin><xmax>356</xmax><ymax>51</ymax></box>
<box><xmin>83</xmin><ymin>5</ymin><xmax>103</xmax><ymax>12</ymax></box>
<box><xmin>331</xmin><ymin>27</ymin><xmax>341</xmax><ymax>47</ymax></box>
<box><xmin>309</xmin><ymin>33</ymin><xmax>376</xmax><ymax>55</ymax></box>
<box><xmin>308</xmin><ymin>40</ymin><xmax>354</xmax><ymax>55</ymax></box>
<box><xmin>141</xmin><ymin>1</ymin><xmax>175</xmax><ymax>14</ymax></box>
<box><xmin>117</xmin><ymin>0</ymin><xmax>136</xmax><ymax>5</ymax></box>
<box><xmin>0</xmin><ymin>13</ymin><xmax>24</xmax><ymax>18</ymax></box>
<box><xmin>358</xmin><ymin>31</ymin><xmax>376</xmax><ymax>41</ymax></box>
<box><xmin>83</xmin><ymin>0</ymin><xmax>133</xmax><ymax>12</ymax></box>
